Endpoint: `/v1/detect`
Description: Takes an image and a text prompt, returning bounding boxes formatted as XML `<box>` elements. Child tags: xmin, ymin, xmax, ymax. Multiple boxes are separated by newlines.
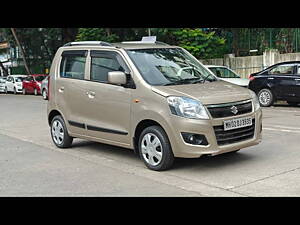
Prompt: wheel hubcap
<box><xmin>141</xmin><ymin>133</ymin><xmax>163</xmax><ymax>166</ymax></box>
<box><xmin>259</xmin><ymin>91</ymin><xmax>271</xmax><ymax>105</ymax></box>
<box><xmin>51</xmin><ymin>120</ymin><xmax>64</xmax><ymax>145</ymax></box>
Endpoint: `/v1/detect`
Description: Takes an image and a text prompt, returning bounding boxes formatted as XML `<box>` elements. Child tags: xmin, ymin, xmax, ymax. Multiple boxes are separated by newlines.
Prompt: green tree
<box><xmin>75</xmin><ymin>28</ymin><xmax>119</xmax><ymax>42</ymax></box>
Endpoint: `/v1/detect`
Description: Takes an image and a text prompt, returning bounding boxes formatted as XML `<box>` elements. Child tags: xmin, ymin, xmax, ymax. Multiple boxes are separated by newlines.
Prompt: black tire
<box><xmin>22</xmin><ymin>88</ymin><xmax>26</xmax><ymax>95</ymax></box>
<box><xmin>258</xmin><ymin>88</ymin><xmax>274</xmax><ymax>107</ymax></box>
<box><xmin>287</xmin><ymin>101</ymin><xmax>299</xmax><ymax>107</ymax></box>
<box><xmin>138</xmin><ymin>125</ymin><xmax>174</xmax><ymax>171</ymax></box>
<box><xmin>42</xmin><ymin>89</ymin><xmax>48</xmax><ymax>100</ymax></box>
<box><xmin>50</xmin><ymin>115</ymin><xmax>73</xmax><ymax>148</ymax></box>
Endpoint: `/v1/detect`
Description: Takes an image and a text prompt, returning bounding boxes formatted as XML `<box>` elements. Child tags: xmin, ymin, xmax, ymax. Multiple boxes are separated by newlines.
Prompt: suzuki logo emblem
<box><xmin>231</xmin><ymin>106</ymin><xmax>238</xmax><ymax>115</ymax></box>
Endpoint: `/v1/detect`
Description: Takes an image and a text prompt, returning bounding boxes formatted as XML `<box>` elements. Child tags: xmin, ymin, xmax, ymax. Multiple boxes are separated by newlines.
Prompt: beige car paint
<box><xmin>48</xmin><ymin>43</ymin><xmax>262</xmax><ymax>158</ymax></box>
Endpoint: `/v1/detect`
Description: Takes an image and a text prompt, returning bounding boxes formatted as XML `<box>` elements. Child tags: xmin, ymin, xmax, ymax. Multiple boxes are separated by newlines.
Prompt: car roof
<box><xmin>61</xmin><ymin>39</ymin><xmax>178</xmax><ymax>51</ymax></box>
<box><xmin>9</xmin><ymin>74</ymin><xmax>27</xmax><ymax>77</ymax></box>
<box><xmin>271</xmin><ymin>61</ymin><xmax>300</xmax><ymax>66</ymax></box>
<box><xmin>111</xmin><ymin>42</ymin><xmax>177</xmax><ymax>50</ymax></box>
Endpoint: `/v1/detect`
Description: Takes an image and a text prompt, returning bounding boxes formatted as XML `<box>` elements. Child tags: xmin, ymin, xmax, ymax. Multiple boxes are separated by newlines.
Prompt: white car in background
<box><xmin>205</xmin><ymin>65</ymin><xmax>249</xmax><ymax>87</ymax></box>
<box><xmin>5</xmin><ymin>75</ymin><xmax>27</xmax><ymax>94</ymax></box>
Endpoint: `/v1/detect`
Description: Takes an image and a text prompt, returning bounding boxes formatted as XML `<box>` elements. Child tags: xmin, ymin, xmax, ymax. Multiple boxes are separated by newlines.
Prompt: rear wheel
<box><xmin>50</xmin><ymin>115</ymin><xmax>73</xmax><ymax>148</ymax></box>
<box><xmin>138</xmin><ymin>125</ymin><xmax>174</xmax><ymax>171</ymax></box>
<box><xmin>42</xmin><ymin>89</ymin><xmax>48</xmax><ymax>100</ymax></box>
<box><xmin>258</xmin><ymin>89</ymin><xmax>274</xmax><ymax>107</ymax></box>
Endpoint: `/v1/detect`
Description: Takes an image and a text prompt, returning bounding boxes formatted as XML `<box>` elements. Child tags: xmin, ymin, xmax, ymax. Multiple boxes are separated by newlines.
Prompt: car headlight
<box><xmin>167</xmin><ymin>96</ymin><xmax>209</xmax><ymax>120</ymax></box>
<box><xmin>249</xmin><ymin>90</ymin><xmax>260</xmax><ymax>111</ymax></box>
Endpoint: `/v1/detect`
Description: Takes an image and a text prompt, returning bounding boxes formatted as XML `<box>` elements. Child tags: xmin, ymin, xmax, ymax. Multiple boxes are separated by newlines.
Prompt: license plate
<box><xmin>224</xmin><ymin>117</ymin><xmax>252</xmax><ymax>131</ymax></box>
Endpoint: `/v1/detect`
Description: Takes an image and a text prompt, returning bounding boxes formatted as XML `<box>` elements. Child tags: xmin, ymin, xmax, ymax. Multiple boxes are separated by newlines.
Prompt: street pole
<box><xmin>10</xmin><ymin>28</ymin><xmax>31</xmax><ymax>75</ymax></box>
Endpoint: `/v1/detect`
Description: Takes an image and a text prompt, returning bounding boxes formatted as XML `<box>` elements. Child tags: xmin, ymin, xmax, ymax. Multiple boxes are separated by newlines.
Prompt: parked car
<box><xmin>0</xmin><ymin>77</ymin><xmax>7</xmax><ymax>93</ymax></box>
<box><xmin>22</xmin><ymin>74</ymin><xmax>48</xmax><ymax>95</ymax></box>
<box><xmin>205</xmin><ymin>65</ymin><xmax>249</xmax><ymax>87</ymax></box>
<box><xmin>47</xmin><ymin>39</ymin><xmax>262</xmax><ymax>171</ymax></box>
<box><xmin>41</xmin><ymin>76</ymin><xmax>49</xmax><ymax>100</ymax></box>
<box><xmin>5</xmin><ymin>75</ymin><xmax>27</xmax><ymax>94</ymax></box>
<box><xmin>248</xmin><ymin>61</ymin><xmax>300</xmax><ymax>107</ymax></box>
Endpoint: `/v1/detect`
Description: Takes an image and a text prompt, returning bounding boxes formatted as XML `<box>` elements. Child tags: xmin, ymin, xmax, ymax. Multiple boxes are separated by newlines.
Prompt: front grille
<box><xmin>207</xmin><ymin>100</ymin><xmax>252</xmax><ymax>118</ymax></box>
<box><xmin>214</xmin><ymin>119</ymin><xmax>255</xmax><ymax>146</ymax></box>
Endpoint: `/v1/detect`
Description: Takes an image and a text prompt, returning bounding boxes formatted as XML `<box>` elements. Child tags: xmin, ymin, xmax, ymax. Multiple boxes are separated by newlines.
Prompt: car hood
<box><xmin>151</xmin><ymin>80</ymin><xmax>252</xmax><ymax>105</ymax></box>
<box><xmin>219</xmin><ymin>78</ymin><xmax>249</xmax><ymax>87</ymax></box>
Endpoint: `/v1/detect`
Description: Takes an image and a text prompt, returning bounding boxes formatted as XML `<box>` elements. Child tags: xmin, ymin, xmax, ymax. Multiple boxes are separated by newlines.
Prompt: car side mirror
<box><xmin>107</xmin><ymin>71</ymin><xmax>127</xmax><ymax>85</ymax></box>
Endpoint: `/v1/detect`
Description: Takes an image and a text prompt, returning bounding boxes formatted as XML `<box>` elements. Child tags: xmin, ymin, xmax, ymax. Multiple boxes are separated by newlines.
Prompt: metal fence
<box><xmin>222</xmin><ymin>28</ymin><xmax>300</xmax><ymax>57</ymax></box>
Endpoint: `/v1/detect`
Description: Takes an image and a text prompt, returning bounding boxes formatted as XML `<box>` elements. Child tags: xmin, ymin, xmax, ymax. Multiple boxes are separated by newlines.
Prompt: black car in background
<box><xmin>248</xmin><ymin>61</ymin><xmax>300</xmax><ymax>107</ymax></box>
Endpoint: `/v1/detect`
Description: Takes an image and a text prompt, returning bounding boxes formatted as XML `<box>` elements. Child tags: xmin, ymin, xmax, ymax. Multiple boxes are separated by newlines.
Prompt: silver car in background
<box><xmin>205</xmin><ymin>65</ymin><xmax>249</xmax><ymax>87</ymax></box>
<box><xmin>0</xmin><ymin>77</ymin><xmax>7</xmax><ymax>93</ymax></box>
<box><xmin>41</xmin><ymin>76</ymin><xmax>49</xmax><ymax>100</ymax></box>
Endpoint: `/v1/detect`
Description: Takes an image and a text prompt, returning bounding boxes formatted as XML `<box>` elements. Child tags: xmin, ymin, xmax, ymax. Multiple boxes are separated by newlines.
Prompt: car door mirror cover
<box><xmin>108</xmin><ymin>71</ymin><xmax>127</xmax><ymax>85</ymax></box>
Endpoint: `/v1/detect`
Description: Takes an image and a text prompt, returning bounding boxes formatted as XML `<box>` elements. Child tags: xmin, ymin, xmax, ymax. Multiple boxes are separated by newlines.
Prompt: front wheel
<box><xmin>50</xmin><ymin>115</ymin><xmax>73</xmax><ymax>148</ymax></box>
<box><xmin>138</xmin><ymin>126</ymin><xmax>174</xmax><ymax>171</ymax></box>
<box><xmin>258</xmin><ymin>89</ymin><xmax>274</xmax><ymax>107</ymax></box>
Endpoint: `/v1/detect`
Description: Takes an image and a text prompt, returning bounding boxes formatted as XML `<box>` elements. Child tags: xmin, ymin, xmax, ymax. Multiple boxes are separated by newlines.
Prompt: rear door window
<box><xmin>60</xmin><ymin>50</ymin><xmax>87</xmax><ymax>80</ymax></box>
<box><xmin>269</xmin><ymin>64</ymin><xmax>295</xmax><ymax>75</ymax></box>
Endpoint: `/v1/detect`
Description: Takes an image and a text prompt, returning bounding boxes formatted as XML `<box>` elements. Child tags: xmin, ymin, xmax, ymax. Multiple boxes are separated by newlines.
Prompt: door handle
<box><xmin>58</xmin><ymin>87</ymin><xmax>64</xmax><ymax>93</ymax></box>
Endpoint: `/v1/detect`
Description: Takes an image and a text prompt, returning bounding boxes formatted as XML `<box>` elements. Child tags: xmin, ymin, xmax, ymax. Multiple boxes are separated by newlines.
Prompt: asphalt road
<box><xmin>0</xmin><ymin>94</ymin><xmax>300</xmax><ymax>196</ymax></box>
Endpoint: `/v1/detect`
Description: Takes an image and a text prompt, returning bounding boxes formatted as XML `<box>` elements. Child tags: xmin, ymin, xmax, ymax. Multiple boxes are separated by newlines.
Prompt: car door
<box><xmin>84</xmin><ymin>50</ymin><xmax>132</xmax><ymax>145</ymax></box>
<box><xmin>23</xmin><ymin>76</ymin><xmax>33</xmax><ymax>93</ymax></box>
<box><xmin>267</xmin><ymin>63</ymin><xmax>297</xmax><ymax>99</ymax></box>
<box><xmin>55</xmin><ymin>50</ymin><xmax>91</xmax><ymax>135</ymax></box>
<box><xmin>6</xmin><ymin>76</ymin><xmax>13</xmax><ymax>91</ymax></box>
<box><xmin>293</xmin><ymin>65</ymin><xmax>300</xmax><ymax>99</ymax></box>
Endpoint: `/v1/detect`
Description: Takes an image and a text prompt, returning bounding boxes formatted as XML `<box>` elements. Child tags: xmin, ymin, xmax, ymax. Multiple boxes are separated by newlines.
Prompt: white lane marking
<box><xmin>263</xmin><ymin>127</ymin><xmax>300</xmax><ymax>134</ymax></box>
<box><xmin>263</xmin><ymin>108</ymin><xmax>300</xmax><ymax>113</ymax></box>
<box><xmin>269</xmin><ymin>125</ymin><xmax>300</xmax><ymax>130</ymax></box>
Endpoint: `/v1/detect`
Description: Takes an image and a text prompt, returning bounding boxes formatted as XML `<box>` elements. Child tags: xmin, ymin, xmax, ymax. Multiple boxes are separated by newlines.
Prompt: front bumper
<box><xmin>166</xmin><ymin>109</ymin><xmax>262</xmax><ymax>158</ymax></box>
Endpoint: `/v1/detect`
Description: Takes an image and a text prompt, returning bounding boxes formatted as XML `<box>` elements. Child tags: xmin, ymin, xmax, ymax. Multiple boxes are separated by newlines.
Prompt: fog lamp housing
<box><xmin>181</xmin><ymin>132</ymin><xmax>209</xmax><ymax>146</ymax></box>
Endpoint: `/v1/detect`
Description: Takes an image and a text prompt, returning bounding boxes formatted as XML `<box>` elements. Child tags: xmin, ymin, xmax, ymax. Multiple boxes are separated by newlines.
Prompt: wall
<box><xmin>200</xmin><ymin>49</ymin><xmax>300</xmax><ymax>78</ymax></box>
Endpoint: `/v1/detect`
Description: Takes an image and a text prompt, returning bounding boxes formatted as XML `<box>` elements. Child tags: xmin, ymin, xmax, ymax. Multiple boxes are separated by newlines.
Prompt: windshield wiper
<box><xmin>201</xmin><ymin>74</ymin><xmax>216</xmax><ymax>83</ymax></box>
<box><xmin>164</xmin><ymin>77</ymin><xmax>202</xmax><ymax>86</ymax></box>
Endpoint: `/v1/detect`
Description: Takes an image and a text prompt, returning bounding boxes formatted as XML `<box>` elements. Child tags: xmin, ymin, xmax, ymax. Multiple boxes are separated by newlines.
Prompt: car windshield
<box><xmin>35</xmin><ymin>76</ymin><xmax>46</xmax><ymax>82</ymax></box>
<box><xmin>126</xmin><ymin>48</ymin><xmax>216</xmax><ymax>86</ymax></box>
<box><xmin>208</xmin><ymin>67</ymin><xmax>240</xmax><ymax>78</ymax></box>
<box><xmin>15</xmin><ymin>77</ymin><xmax>25</xmax><ymax>82</ymax></box>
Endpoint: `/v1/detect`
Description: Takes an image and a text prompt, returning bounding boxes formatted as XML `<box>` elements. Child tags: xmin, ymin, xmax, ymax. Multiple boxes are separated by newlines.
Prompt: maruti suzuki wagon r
<box><xmin>47</xmin><ymin>38</ymin><xmax>262</xmax><ymax>171</ymax></box>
